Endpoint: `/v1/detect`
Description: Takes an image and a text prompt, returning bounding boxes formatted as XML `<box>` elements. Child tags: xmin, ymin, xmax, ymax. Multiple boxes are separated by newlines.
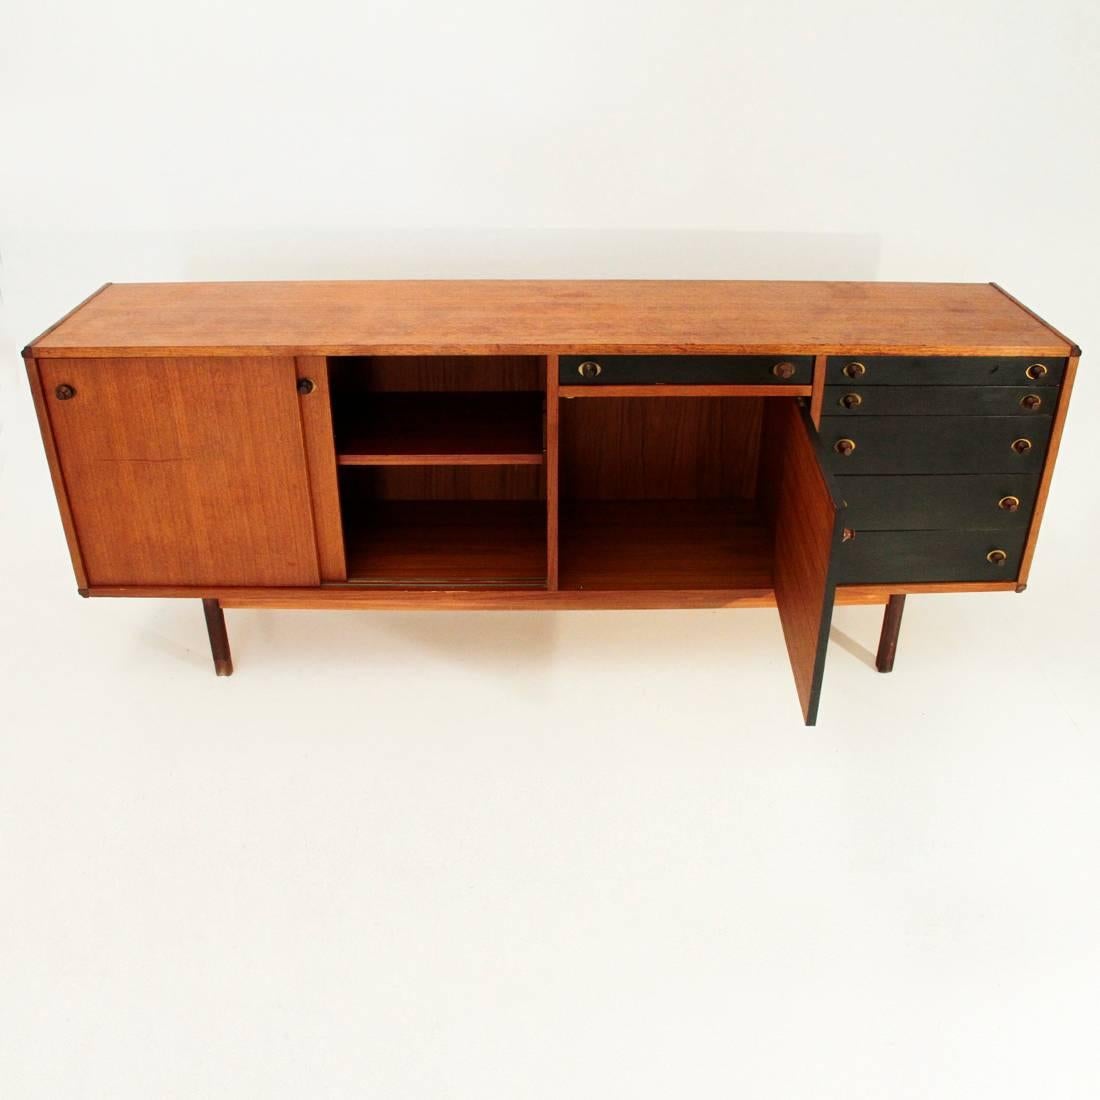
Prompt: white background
<box><xmin>3</xmin><ymin>1</ymin><xmax>1100</xmax><ymax>1096</ymax></box>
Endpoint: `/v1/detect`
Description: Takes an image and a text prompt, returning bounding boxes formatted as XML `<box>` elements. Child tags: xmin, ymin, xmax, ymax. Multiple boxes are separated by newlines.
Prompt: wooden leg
<box><xmin>202</xmin><ymin>598</ymin><xmax>233</xmax><ymax>676</ymax></box>
<box><xmin>875</xmin><ymin>594</ymin><xmax>905</xmax><ymax>673</ymax></box>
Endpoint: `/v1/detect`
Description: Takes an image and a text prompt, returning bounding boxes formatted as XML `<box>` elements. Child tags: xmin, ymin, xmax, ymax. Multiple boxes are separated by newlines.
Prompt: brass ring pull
<box><xmin>1025</xmin><ymin>363</ymin><xmax>1048</xmax><ymax>380</ymax></box>
<box><xmin>1019</xmin><ymin>393</ymin><xmax>1042</xmax><ymax>411</ymax></box>
<box><xmin>839</xmin><ymin>393</ymin><xmax>862</xmax><ymax>409</ymax></box>
<box><xmin>834</xmin><ymin>438</ymin><xmax>856</xmax><ymax>456</ymax></box>
<box><xmin>842</xmin><ymin>361</ymin><xmax>866</xmax><ymax>379</ymax></box>
<box><xmin>986</xmin><ymin>549</ymin><xmax>1008</xmax><ymax>566</ymax></box>
<box><xmin>296</xmin><ymin>377</ymin><xmax>315</xmax><ymax>395</ymax></box>
<box><xmin>772</xmin><ymin>361</ymin><xmax>796</xmax><ymax>379</ymax></box>
<box><xmin>1011</xmin><ymin>438</ymin><xmax>1033</xmax><ymax>455</ymax></box>
<box><xmin>577</xmin><ymin>360</ymin><xmax>602</xmax><ymax>379</ymax></box>
<box><xmin>998</xmin><ymin>495</ymin><xmax>1021</xmax><ymax>512</ymax></box>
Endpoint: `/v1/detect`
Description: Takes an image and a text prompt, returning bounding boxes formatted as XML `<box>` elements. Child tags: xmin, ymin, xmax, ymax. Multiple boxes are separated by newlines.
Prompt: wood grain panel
<box><xmin>760</xmin><ymin>401</ymin><xmax>844</xmax><ymax>725</ymax></box>
<box><xmin>340</xmin><ymin>465</ymin><xmax>544</xmax><ymax>502</ymax></box>
<box><xmin>296</xmin><ymin>356</ymin><xmax>346</xmax><ymax>582</ymax></box>
<box><xmin>28</xmin><ymin>281</ymin><xmax>1075</xmax><ymax>358</ymax></box>
<box><xmin>331</xmin><ymin>355</ymin><xmax>543</xmax><ymax>392</ymax></box>
<box><xmin>546</xmin><ymin>355</ymin><xmax>560</xmax><ymax>590</ymax></box>
<box><xmin>561</xmin><ymin>397</ymin><xmax>762</xmax><ymax>501</ymax></box>
<box><xmin>1016</xmin><ymin>353</ymin><xmax>1079</xmax><ymax>587</ymax></box>
<box><xmin>38</xmin><ymin>357</ymin><xmax>319</xmax><ymax>587</ymax></box>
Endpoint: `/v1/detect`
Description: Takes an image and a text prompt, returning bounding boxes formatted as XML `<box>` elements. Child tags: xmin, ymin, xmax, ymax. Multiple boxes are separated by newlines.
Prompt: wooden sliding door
<box><xmin>38</xmin><ymin>356</ymin><xmax>320</xmax><ymax>588</ymax></box>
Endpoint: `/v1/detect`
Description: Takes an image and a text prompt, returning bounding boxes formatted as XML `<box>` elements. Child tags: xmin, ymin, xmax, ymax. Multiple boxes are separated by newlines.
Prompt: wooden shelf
<box><xmin>559</xmin><ymin>500</ymin><xmax>773</xmax><ymax>591</ymax></box>
<box><xmin>336</xmin><ymin>393</ymin><xmax>544</xmax><ymax>466</ymax></box>
<box><xmin>345</xmin><ymin>501</ymin><xmax>547</xmax><ymax>587</ymax></box>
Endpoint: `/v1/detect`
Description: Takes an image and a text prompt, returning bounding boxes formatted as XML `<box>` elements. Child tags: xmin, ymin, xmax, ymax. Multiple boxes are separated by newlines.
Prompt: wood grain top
<box><xmin>26</xmin><ymin>280</ymin><xmax>1076</xmax><ymax>358</ymax></box>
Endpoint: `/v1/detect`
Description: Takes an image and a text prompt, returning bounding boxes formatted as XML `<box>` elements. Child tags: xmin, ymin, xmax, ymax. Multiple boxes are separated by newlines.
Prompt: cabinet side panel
<box><xmin>38</xmin><ymin>357</ymin><xmax>320</xmax><ymax>588</ymax></box>
<box><xmin>25</xmin><ymin>356</ymin><xmax>89</xmax><ymax>589</ymax></box>
<box><xmin>760</xmin><ymin>401</ymin><xmax>843</xmax><ymax>725</ymax></box>
<box><xmin>1016</xmin><ymin>354</ymin><xmax>1078</xmax><ymax>587</ymax></box>
<box><xmin>296</xmin><ymin>356</ymin><xmax>346</xmax><ymax>581</ymax></box>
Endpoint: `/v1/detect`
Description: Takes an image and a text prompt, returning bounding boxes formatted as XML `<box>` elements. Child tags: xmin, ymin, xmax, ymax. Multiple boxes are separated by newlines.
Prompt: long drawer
<box><xmin>825</xmin><ymin>356</ymin><xmax>1065</xmax><ymax>387</ymax></box>
<box><xmin>824</xmin><ymin>385</ymin><xmax>1052</xmax><ymax>417</ymax></box>
<box><xmin>820</xmin><ymin>415</ymin><xmax>1052</xmax><ymax>475</ymax></box>
<box><xmin>560</xmin><ymin>354</ymin><xmax>813</xmax><ymax>386</ymax></box>
<box><xmin>835</xmin><ymin>529</ymin><xmax>1028</xmax><ymax>584</ymax></box>
<box><xmin>836</xmin><ymin>474</ymin><xmax>1039</xmax><ymax>531</ymax></box>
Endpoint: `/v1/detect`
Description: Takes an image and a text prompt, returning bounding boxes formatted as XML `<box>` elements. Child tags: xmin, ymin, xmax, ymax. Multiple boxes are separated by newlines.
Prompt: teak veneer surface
<box><xmin>26</xmin><ymin>281</ymin><xmax>1074</xmax><ymax>357</ymax></box>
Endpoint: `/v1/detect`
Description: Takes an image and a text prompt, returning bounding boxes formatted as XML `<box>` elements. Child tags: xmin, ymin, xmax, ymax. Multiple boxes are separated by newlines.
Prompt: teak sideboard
<box><xmin>24</xmin><ymin>280</ymin><xmax>1079</xmax><ymax>723</ymax></box>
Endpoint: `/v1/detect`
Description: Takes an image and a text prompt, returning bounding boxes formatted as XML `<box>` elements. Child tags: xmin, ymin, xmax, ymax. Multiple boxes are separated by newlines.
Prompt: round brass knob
<box><xmin>1019</xmin><ymin>393</ymin><xmax>1042</xmax><ymax>411</ymax></box>
<box><xmin>839</xmin><ymin>392</ymin><xmax>862</xmax><ymax>409</ymax></box>
<box><xmin>986</xmin><ymin>549</ymin><xmax>1008</xmax><ymax>566</ymax></box>
<box><xmin>842</xmin><ymin>527</ymin><xmax>856</xmax><ymax>542</ymax></box>
<box><xmin>834</xmin><ymin>438</ymin><xmax>856</xmax><ymax>456</ymax></box>
<box><xmin>843</xmin><ymin>361</ymin><xmax>866</xmax><ymax>379</ymax></box>
<box><xmin>998</xmin><ymin>495</ymin><xmax>1021</xmax><ymax>512</ymax></box>
<box><xmin>577</xmin><ymin>360</ymin><xmax>602</xmax><ymax>379</ymax></box>
<box><xmin>54</xmin><ymin>383</ymin><xmax>76</xmax><ymax>400</ymax></box>
<box><xmin>1025</xmin><ymin>363</ymin><xmax>1048</xmax><ymax>380</ymax></box>
<box><xmin>296</xmin><ymin>377</ymin><xmax>315</xmax><ymax>395</ymax></box>
<box><xmin>772</xmin><ymin>361</ymin><xmax>796</xmax><ymax>379</ymax></box>
<box><xmin>1011</xmin><ymin>437</ymin><xmax>1033</xmax><ymax>455</ymax></box>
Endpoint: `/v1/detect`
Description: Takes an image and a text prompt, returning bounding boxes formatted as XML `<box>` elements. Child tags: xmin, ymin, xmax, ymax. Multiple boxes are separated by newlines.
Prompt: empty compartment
<box><xmin>559</xmin><ymin>395</ymin><xmax>804</xmax><ymax>591</ymax></box>
<box><xmin>340</xmin><ymin>465</ymin><xmax>547</xmax><ymax>587</ymax></box>
<box><xmin>330</xmin><ymin>355</ymin><xmax>545</xmax><ymax>465</ymax></box>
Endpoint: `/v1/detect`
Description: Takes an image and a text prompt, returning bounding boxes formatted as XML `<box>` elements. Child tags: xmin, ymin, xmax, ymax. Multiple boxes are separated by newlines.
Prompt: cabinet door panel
<box><xmin>40</xmin><ymin>357</ymin><xmax>320</xmax><ymax>587</ymax></box>
<box><xmin>760</xmin><ymin>401</ymin><xmax>846</xmax><ymax>726</ymax></box>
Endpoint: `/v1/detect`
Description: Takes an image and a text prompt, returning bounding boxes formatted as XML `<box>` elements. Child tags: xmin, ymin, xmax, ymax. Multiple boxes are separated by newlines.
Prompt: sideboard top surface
<box><xmin>26</xmin><ymin>280</ymin><xmax>1076</xmax><ymax>358</ymax></box>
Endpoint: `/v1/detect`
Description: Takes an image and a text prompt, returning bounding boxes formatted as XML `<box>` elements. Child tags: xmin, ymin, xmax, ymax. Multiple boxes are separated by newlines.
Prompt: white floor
<box><xmin>3</xmin><ymin>396</ymin><xmax>1100</xmax><ymax>1099</ymax></box>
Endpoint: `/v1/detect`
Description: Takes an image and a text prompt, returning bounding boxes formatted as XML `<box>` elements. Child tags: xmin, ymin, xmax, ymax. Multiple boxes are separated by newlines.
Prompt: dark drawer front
<box><xmin>826</xmin><ymin>356</ymin><xmax>1065</xmax><ymax>387</ymax></box>
<box><xmin>824</xmin><ymin>385</ymin><xmax>1053</xmax><ymax>417</ymax></box>
<box><xmin>560</xmin><ymin>355</ymin><xmax>813</xmax><ymax>386</ymax></box>
<box><xmin>837</xmin><ymin>474</ymin><xmax>1039</xmax><ymax>531</ymax></box>
<box><xmin>836</xmin><ymin>529</ymin><xmax>1028</xmax><ymax>584</ymax></box>
<box><xmin>820</xmin><ymin>415</ymin><xmax>1052</xmax><ymax>475</ymax></box>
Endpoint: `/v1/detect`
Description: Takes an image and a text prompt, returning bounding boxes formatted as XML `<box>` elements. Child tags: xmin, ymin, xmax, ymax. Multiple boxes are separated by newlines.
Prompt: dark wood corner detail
<box><xmin>78</xmin><ymin>587</ymin><xmax>90</xmax><ymax>598</ymax></box>
<box><xmin>1015</xmin><ymin>583</ymin><xmax>1028</xmax><ymax>593</ymax></box>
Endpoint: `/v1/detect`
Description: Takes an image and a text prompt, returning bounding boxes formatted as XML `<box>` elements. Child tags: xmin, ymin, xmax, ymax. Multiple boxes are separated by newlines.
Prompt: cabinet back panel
<box><xmin>330</xmin><ymin>355</ymin><xmax>544</xmax><ymax>393</ymax></box>
<box><xmin>39</xmin><ymin>357</ymin><xmax>319</xmax><ymax>587</ymax></box>
<box><xmin>340</xmin><ymin>466</ymin><xmax>545</xmax><ymax>503</ymax></box>
<box><xmin>560</xmin><ymin>396</ymin><xmax>762</xmax><ymax>500</ymax></box>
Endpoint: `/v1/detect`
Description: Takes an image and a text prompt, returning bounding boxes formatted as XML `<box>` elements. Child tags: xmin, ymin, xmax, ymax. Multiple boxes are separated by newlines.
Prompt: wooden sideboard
<box><xmin>24</xmin><ymin>280</ymin><xmax>1079</xmax><ymax>723</ymax></box>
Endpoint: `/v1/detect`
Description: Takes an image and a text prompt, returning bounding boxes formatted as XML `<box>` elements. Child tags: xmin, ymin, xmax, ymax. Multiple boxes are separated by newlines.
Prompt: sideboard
<box><xmin>24</xmin><ymin>280</ymin><xmax>1079</xmax><ymax>723</ymax></box>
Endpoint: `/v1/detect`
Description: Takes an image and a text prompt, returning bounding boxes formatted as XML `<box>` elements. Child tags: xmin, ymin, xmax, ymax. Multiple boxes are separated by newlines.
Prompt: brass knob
<box><xmin>772</xmin><ymin>361</ymin><xmax>796</xmax><ymax>379</ymax></box>
<box><xmin>297</xmin><ymin>377</ymin><xmax>315</xmax><ymax>395</ymax></box>
<box><xmin>842</xmin><ymin>527</ymin><xmax>856</xmax><ymax>542</ymax></box>
<box><xmin>1025</xmin><ymin>363</ymin><xmax>1048</xmax><ymax>380</ymax></box>
<box><xmin>1011</xmin><ymin>437</ymin><xmax>1033</xmax><ymax>455</ymax></box>
<box><xmin>54</xmin><ymin>383</ymin><xmax>76</xmax><ymax>400</ymax></box>
<box><xmin>834</xmin><ymin>438</ymin><xmax>856</xmax><ymax>456</ymax></box>
<box><xmin>998</xmin><ymin>495</ymin><xmax>1020</xmax><ymax>512</ymax></box>
<box><xmin>1019</xmin><ymin>393</ymin><xmax>1042</xmax><ymax>411</ymax></box>
<box><xmin>839</xmin><ymin>392</ymin><xmax>862</xmax><ymax>409</ymax></box>
<box><xmin>986</xmin><ymin>549</ymin><xmax>1008</xmax><ymax>566</ymax></box>
<box><xmin>577</xmin><ymin>360</ymin><xmax>602</xmax><ymax>379</ymax></box>
<box><xmin>843</xmin><ymin>361</ymin><xmax>866</xmax><ymax>379</ymax></box>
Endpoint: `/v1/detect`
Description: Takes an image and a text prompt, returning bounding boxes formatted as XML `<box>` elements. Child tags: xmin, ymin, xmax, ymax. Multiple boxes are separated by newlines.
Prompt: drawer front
<box><xmin>836</xmin><ymin>529</ymin><xmax>1028</xmax><ymax>584</ymax></box>
<box><xmin>837</xmin><ymin>474</ymin><xmax>1039</xmax><ymax>531</ymax></box>
<box><xmin>560</xmin><ymin>355</ymin><xmax>813</xmax><ymax>386</ymax></box>
<box><xmin>824</xmin><ymin>385</ymin><xmax>1053</xmax><ymax>417</ymax></box>
<box><xmin>820</xmin><ymin>415</ymin><xmax>1052</xmax><ymax>474</ymax></box>
<box><xmin>825</xmin><ymin>356</ymin><xmax>1065</xmax><ymax>387</ymax></box>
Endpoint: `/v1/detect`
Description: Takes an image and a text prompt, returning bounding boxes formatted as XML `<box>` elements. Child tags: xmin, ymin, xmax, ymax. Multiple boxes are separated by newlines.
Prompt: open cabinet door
<box><xmin>760</xmin><ymin>401</ymin><xmax>847</xmax><ymax>725</ymax></box>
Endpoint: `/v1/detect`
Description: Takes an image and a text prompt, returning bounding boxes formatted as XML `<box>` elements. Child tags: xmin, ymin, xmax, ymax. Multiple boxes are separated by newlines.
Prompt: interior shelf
<box><xmin>336</xmin><ymin>392</ymin><xmax>544</xmax><ymax>466</ymax></box>
<box><xmin>345</xmin><ymin>500</ymin><xmax>547</xmax><ymax>587</ymax></box>
<box><xmin>559</xmin><ymin>500</ymin><xmax>773</xmax><ymax>591</ymax></box>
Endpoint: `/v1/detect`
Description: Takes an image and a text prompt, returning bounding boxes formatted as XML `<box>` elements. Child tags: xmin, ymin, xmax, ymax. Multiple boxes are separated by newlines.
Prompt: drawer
<box><xmin>837</xmin><ymin>474</ymin><xmax>1039</xmax><ymax>531</ymax></box>
<box><xmin>824</xmin><ymin>385</ymin><xmax>1053</xmax><ymax>417</ymax></box>
<box><xmin>836</xmin><ymin>529</ymin><xmax>1028</xmax><ymax>584</ymax></box>
<box><xmin>820</xmin><ymin>415</ymin><xmax>1052</xmax><ymax>475</ymax></box>
<box><xmin>826</xmin><ymin>356</ymin><xmax>1065</xmax><ymax>387</ymax></box>
<box><xmin>560</xmin><ymin>355</ymin><xmax>813</xmax><ymax>386</ymax></box>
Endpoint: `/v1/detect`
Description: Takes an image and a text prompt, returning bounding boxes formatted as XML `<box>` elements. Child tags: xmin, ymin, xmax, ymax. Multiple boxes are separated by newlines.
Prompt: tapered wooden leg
<box><xmin>202</xmin><ymin>598</ymin><xmax>233</xmax><ymax>676</ymax></box>
<box><xmin>875</xmin><ymin>594</ymin><xmax>905</xmax><ymax>673</ymax></box>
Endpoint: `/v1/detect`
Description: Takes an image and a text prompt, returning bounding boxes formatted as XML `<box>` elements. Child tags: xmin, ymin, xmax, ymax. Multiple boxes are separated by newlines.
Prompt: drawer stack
<box><xmin>820</xmin><ymin>356</ymin><xmax>1065</xmax><ymax>584</ymax></box>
